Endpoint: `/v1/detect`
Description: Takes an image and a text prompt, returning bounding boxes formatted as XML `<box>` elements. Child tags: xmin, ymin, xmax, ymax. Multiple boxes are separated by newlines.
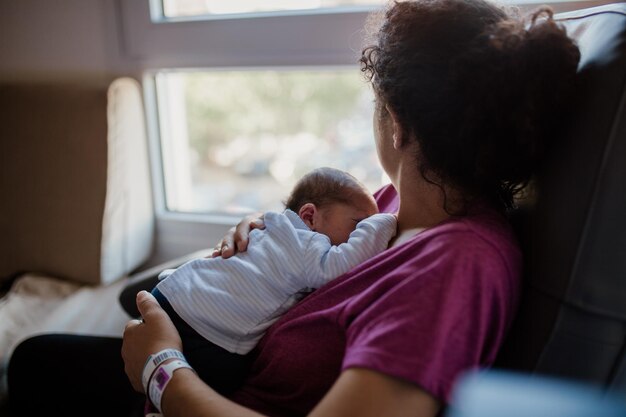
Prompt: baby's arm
<box><xmin>303</xmin><ymin>213</ymin><xmax>397</xmax><ymax>287</ymax></box>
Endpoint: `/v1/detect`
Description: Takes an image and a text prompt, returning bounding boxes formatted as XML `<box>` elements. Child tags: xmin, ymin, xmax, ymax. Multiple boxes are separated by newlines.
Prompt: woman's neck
<box><xmin>392</xmin><ymin>166</ymin><xmax>459</xmax><ymax>233</ymax></box>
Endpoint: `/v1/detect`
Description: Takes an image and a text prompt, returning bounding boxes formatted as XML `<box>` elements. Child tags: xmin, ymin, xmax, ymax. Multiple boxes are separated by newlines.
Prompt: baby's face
<box><xmin>316</xmin><ymin>194</ymin><xmax>379</xmax><ymax>245</ymax></box>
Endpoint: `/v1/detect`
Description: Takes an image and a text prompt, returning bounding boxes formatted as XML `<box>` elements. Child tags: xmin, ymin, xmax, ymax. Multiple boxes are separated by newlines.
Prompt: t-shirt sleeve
<box><xmin>341</xmin><ymin>233</ymin><xmax>515</xmax><ymax>403</ymax></box>
<box><xmin>302</xmin><ymin>213</ymin><xmax>397</xmax><ymax>288</ymax></box>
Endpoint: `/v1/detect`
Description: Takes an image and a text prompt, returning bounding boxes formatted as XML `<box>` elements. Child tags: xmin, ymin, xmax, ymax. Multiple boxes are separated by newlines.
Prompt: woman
<box><xmin>8</xmin><ymin>0</ymin><xmax>580</xmax><ymax>416</ymax></box>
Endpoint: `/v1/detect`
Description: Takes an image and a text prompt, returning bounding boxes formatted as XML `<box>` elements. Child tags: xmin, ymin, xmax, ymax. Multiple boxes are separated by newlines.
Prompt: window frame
<box><xmin>120</xmin><ymin>0</ymin><xmax>612</xmax><ymax>226</ymax></box>
<box><xmin>120</xmin><ymin>1</ymin><xmax>373</xmax><ymax>70</ymax></box>
<box><xmin>121</xmin><ymin>0</ymin><xmax>379</xmax><ymax>224</ymax></box>
<box><xmin>152</xmin><ymin>0</ymin><xmax>379</xmax><ymax>23</ymax></box>
<box><xmin>145</xmin><ymin>64</ymin><xmax>378</xmax><ymax>224</ymax></box>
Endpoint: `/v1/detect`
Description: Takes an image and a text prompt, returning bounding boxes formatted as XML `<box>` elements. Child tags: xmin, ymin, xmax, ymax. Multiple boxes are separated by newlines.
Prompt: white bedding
<box><xmin>0</xmin><ymin>273</ymin><xmax>131</xmax><ymax>404</ymax></box>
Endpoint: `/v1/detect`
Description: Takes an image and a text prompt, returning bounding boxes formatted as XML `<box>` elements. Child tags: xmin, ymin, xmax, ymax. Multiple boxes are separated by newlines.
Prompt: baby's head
<box><xmin>285</xmin><ymin>167</ymin><xmax>378</xmax><ymax>245</ymax></box>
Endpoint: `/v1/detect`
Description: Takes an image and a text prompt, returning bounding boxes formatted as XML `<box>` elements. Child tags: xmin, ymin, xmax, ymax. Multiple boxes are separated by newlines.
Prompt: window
<box><xmin>119</xmin><ymin>0</ymin><xmax>606</xmax><ymax>232</ymax></box>
<box><xmin>159</xmin><ymin>0</ymin><xmax>383</xmax><ymax>19</ymax></box>
<box><xmin>155</xmin><ymin>68</ymin><xmax>385</xmax><ymax>215</ymax></box>
<box><xmin>119</xmin><ymin>1</ymin><xmax>382</xmax><ymax>219</ymax></box>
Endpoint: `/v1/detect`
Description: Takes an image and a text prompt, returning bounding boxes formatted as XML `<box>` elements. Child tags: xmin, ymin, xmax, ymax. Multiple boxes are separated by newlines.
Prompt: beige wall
<box><xmin>0</xmin><ymin>0</ymin><xmax>136</xmax><ymax>82</ymax></box>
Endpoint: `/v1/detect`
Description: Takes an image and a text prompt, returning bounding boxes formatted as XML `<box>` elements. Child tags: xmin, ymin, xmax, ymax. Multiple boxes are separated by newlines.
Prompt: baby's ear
<box><xmin>298</xmin><ymin>203</ymin><xmax>317</xmax><ymax>229</ymax></box>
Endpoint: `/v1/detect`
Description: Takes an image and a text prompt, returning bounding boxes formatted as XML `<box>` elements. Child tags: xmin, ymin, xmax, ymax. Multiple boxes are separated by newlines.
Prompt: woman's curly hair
<box><xmin>361</xmin><ymin>0</ymin><xmax>581</xmax><ymax>211</ymax></box>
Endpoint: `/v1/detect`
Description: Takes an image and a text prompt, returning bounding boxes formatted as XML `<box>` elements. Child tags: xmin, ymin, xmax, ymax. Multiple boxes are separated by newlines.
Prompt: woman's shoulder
<box><xmin>413</xmin><ymin>203</ymin><xmax>520</xmax><ymax>268</ymax></box>
<box><xmin>374</xmin><ymin>185</ymin><xmax>518</xmax><ymax>265</ymax></box>
<box><xmin>356</xmin><ymin>203</ymin><xmax>522</xmax><ymax>298</ymax></box>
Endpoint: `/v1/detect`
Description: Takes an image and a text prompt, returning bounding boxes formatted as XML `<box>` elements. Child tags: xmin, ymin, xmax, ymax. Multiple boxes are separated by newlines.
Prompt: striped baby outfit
<box><xmin>156</xmin><ymin>209</ymin><xmax>396</xmax><ymax>354</ymax></box>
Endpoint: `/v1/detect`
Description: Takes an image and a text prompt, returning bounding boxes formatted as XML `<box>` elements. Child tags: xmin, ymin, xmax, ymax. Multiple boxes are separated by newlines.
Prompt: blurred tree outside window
<box><xmin>156</xmin><ymin>69</ymin><xmax>386</xmax><ymax>215</ymax></box>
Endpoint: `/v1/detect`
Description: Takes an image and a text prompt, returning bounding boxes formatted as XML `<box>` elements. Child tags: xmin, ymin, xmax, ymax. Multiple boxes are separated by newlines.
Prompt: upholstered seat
<box><xmin>496</xmin><ymin>3</ymin><xmax>626</xmax><ymax>395</ymax></box>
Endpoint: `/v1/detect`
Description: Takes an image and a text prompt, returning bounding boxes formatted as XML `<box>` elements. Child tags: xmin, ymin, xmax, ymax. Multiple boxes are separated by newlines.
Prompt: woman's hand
<box><xmin>211</xmin><ymin>213</ymin><xmax>265</xmax><ymax>259</ymax></box>
<box><xmin>121</xmin><ymin>292</ymin><xmax>438</xmax><ymax>417</ymax></box>
<box><xmin>122</xmin><ymin>291</ymin><xmax>183</xmax><ymax>393</ymax></box>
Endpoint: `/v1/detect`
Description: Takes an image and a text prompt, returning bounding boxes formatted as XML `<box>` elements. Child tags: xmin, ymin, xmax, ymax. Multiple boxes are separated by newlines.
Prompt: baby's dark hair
<box><xmin>361</xmin><ymin>0</ymin><xmax>580</xmax><ymax>211</ymax></box>
<box><xmin>284</xmin><ymin>167</ymin><xmax>371</xmax><ymax>213</ymax></box>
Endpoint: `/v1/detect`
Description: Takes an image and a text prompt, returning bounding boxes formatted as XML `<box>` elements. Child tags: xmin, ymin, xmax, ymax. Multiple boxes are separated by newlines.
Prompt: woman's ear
<box><xmin>298</xmin><ymin>203</ymin><xmax>318</xmax><ymax>230</ymax></box>
<box><xmin>385</xmin><ymin>105</ymin><xmax>404</xmax><ymax>149</ymax></box>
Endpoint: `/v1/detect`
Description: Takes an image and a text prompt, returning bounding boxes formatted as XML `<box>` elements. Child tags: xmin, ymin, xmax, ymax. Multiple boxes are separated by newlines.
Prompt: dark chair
<box><xmin>496</xmin><ymin>3</ymin><xmax>626</xmax><ymax>396</ymax></box>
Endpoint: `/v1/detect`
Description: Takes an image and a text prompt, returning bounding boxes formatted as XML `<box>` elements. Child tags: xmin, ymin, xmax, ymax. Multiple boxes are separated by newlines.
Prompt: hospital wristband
<box><xmin>148</xmin><ymin>359</ymin><xmax>194</xmax><ymax>413</ymax></box>
<box><xmin>142</xmin><ymin>348</ymin><xmax>187</xmax><ymax>393</ymax></box>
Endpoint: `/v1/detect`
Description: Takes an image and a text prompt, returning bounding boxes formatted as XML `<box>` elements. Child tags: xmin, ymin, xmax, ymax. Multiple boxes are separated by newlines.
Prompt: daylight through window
<box><xmin>161</xmin><ymin>0</ymin><xmax>383</xmax><ymax>18</ymax></box>
<box><xmin>155</xmin><ymin>69</ymin><xmax>386</xmax><ymax>215</ymax></box>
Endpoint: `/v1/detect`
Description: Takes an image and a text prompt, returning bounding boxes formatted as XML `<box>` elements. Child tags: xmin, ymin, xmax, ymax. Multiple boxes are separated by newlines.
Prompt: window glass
<box><xmin>161</xmin><ymin>0</ymin><xmax>383</xmax><ymax>18</ymax></box>
<box><xmin>155</xmin><ymin>69</ymin><xmax>386</xmax><ymax>215</ymax></box>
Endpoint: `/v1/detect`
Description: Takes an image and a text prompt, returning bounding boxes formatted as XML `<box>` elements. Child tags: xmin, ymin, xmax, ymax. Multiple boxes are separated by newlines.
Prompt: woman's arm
<box><xmin>160</xmin><ymin>365</ymin><xmax>440</xmax><ymax>417</ymax></box>
<box><xmin>122</xmin><ymin>291</ymin><xmax>440</xmax><ymax>417</ymax></box>
<box><xmin>310</xmin><ymin>368</ymin><xmax>440</xmax><ymax>417</ymax></box>
<box><xmin>160</xmin><ymin>368</ymin><xmax>265</xmax><ymax>417</ymax></box>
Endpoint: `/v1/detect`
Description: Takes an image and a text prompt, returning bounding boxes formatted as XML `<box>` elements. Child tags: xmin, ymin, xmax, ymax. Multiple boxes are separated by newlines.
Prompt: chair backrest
<box><xmin>0</xmin><ymin>78</ymin><xmax>154</xmax><ymax>286</ymax></box>
<box><xmin>496</xmin><ymin>3</ymin><xmax>626</xmax><ymax>395</ymax></box>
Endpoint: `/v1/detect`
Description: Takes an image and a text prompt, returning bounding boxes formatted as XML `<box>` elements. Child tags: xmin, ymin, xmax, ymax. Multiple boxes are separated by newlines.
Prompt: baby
<box><xmin>152</xmin><ymin>167</ymin><xmax>397</xmax><ymax>395</ymax></box>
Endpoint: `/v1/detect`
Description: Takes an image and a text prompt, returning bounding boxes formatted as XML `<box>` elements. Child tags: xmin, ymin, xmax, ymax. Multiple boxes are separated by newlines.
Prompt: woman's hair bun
<box><xmin>445</xmin><ymin>6</ymin><xmax>582</xmax><ymax>208</ymax></box>
<box><xmin>361</xmin><ymin>0</ymin><xmax>581</xmax><ymax>211</ymax></box>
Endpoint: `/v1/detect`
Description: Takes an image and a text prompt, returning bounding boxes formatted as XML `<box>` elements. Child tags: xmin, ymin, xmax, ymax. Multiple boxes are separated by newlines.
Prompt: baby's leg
<box><xmin>151</xmin><ymin>287</ymin><xmax>252</xmax><ymax>395</ymax></box>
<box><xmin>184</xmin><ymin>342</ymin><xmax>253</xmax><ymax>395</ymax></box>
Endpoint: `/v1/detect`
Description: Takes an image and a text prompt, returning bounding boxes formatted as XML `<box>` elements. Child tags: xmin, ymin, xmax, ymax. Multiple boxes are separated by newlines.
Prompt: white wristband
<box><xmin>148</xmin><ymin>359</ymin><xmax>194</xmax><ymax>413</ymax></box>
<box><xmin>142</xmin><ymin>349</ymin><xmax>186</xmax><ymax>393</ymax></box>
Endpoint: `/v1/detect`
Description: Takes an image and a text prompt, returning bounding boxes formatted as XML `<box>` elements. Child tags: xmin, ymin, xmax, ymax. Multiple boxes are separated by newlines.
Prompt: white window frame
<box><xmin>120</xmin><ymin>0</ymin><xmax>381</xmax><ymax>226</ymax></box>
<box><xmin>119</xmin><ymin>0</ymin><xmax>612</xmax><ymax>227</ymax></box>
<box><xmin>119</xmin><ymin>1</ymin><xmax>374</xmax><ymax>70</ymax></box>
<box><xmin>150</xmin><ymin>0</ymin><xmax>379</xmax><ymax>23</ymax></box>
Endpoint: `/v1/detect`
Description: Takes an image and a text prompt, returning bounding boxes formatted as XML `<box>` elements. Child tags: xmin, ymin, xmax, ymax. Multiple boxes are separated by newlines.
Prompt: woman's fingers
<box><xmin>232</xmin><ymin>224</ymin><xmax>251</xmax><ymax>254</ymax></box>
<box><xmin>136</xmin><ymin>290</ymin><xmax>165</xmax><ymax>322</ymax></box>
<box><xmin>124</xmin><ymin>318</ymin><xmax>143</xmax><ymax>332</ymax></box>
<box><xmin>122</xmin><ymin>291</ymin><xmax>183</xmax><ymax>393</ymax></box>
<box><xmin>249</xmin><ymin>217</ymin><xmax>266</xmax><ymax>231</ymax></box>
<box><xmin>211</xmin><ymin>213</ymin><xmax>265</xmax><ymax>259</ymax></box>
<box><xmin>233</xmin><ymin>213</ymin><xmax>265</xmax><ymax>254</ymax></box>
<box><xmin>211</xmin><ymin>227</ymin><xmax>236</xmax><ymax>258</ymax></box>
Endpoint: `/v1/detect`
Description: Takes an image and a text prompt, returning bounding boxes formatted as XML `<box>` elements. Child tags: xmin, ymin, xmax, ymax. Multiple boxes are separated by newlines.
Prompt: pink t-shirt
<box><xmin>230</xmin><ymin>185</ymin><xmax>522</xmax><ymax>416</ymax></box>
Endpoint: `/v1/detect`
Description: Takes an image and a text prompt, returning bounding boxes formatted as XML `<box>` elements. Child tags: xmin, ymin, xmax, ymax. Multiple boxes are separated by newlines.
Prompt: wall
<box><xmin>0</xmin><ymin>0</ymin><xmax>135</xmax><ymax>82</ymax></box>
<box><xmin>0</xmin><ymin>0</ymin><xmax>181</xmax><ymax>269</ymax></box>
